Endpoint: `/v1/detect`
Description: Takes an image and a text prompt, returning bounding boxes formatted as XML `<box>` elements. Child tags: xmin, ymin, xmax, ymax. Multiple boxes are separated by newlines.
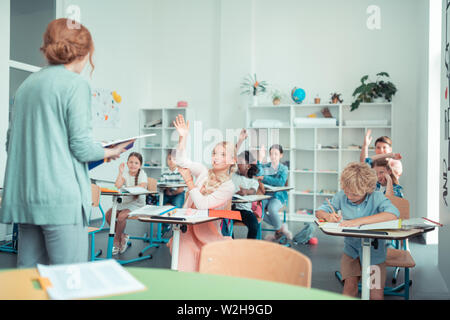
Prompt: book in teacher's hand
<box><xmin>88</xmin><ymin>134</ymin><xmax>156</xmax><ymax>170</ymax></box>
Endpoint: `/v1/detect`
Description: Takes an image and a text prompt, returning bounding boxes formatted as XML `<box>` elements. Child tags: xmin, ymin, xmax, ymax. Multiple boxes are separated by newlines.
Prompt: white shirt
<box><xmin>232</xmin><ymin>173</ymin><xmax>259</xmax><ymax>211</ymax></box>
<box><xmin>118</xmin><ymin>169</ymin><xmax>148</xmax><ymax>209</ymax></box>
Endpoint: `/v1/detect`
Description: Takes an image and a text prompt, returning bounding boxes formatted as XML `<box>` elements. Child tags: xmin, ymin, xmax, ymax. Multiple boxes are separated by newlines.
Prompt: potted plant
<box><xmin>330</xmin><ymin>93</ymin><xmax>343</xmax><ymax>104</ymax></box>
<box><xmin>350</xmin><ymin>72</ymin><xmax>397</xmax><ymax>111</ymax></box>
<box><xmin>240</xmin><ymin>73</ymin><xmax>268</xmax><ymax>106</ymax></box>
<box><xmin>271</xmin><ymin>89</ymin><xmax>283</xmax><ymax>105</ymax></box>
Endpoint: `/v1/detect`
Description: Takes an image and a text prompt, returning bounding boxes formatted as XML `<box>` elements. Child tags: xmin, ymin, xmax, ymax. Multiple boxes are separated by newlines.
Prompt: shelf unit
<box><xmin>139</xmin><ymin>107</ymin><xmax>191</xmax><ymax>179</ymax></box>
<box><xmin>245</xmin><ymin>103</ymin><xmax>393</xmax><ymax>221</ymax></box>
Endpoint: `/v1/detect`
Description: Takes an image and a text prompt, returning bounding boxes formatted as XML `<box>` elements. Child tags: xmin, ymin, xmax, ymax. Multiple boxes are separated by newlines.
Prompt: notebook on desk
<box><xmin>317</xmin><ymin>218</ymin><xmax>443</xmax><ymax>232</ymax></box>
<box><xmin>36</xmin><ymin>260</ymin><xmax>146</xmax><ymax>300</ymax></box>
<box><xmin>128</xmin><ymin>205</ymin><xmax>176</xmax><ymax>217</ymax></box>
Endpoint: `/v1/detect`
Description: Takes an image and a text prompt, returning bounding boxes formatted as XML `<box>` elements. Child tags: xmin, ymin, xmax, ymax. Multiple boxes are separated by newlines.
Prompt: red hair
<box><xmin>40</xmin><ymin>18</ymin><xmax>95</xmax><ymax>72</ymax></box>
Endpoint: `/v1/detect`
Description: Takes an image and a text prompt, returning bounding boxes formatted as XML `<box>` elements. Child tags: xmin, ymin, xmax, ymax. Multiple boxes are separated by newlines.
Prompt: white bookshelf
<box><xmin>139</xmin><ymin>107</ymin><xmax>191</xmax><ymax>179</ymax></box>
<box><xmin>245</xmin><ymin>103</ymin><xmax>393</xmax><ymax>221</ymax></box>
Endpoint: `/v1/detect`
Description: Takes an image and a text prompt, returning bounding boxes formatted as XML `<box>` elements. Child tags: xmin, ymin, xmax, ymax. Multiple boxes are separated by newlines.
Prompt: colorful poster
<box><xmin>92</xmin><ymin>88</ymin><xmax>122</xmax><ymax>128</ymax></box>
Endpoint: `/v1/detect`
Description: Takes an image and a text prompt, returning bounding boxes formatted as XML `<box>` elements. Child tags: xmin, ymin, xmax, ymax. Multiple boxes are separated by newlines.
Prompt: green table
<box><xmin>103</xmin><ymin>267</ymin><xmax>352</xmax><ymax>300</ymax></box>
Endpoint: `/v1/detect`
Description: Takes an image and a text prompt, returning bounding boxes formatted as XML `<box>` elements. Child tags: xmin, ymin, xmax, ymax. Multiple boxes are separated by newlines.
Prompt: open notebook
<box><xmin>318</xmin><ymin>217</ymin><xmax>442</xmax><ymax>231</ymax></box>
<box><xmin>37</xmin><ymin>260</ymin><xmax>145</xmax><ymax>300</ymax></box>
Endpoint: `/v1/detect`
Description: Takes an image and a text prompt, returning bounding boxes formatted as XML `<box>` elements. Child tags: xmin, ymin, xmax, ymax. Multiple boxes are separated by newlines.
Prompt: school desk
<box><xmin>153</xmin><ymin>182</ymin><xmax>188</xmax><ymax>244</ymax></box>
<box><xmin>100</xmin><ymin>190</ymin><xmax>158</xmax><ymax>265</ymax></box>
<box><xmin>0</xmin><ymin>267</ymin><xmax>352</xmax><ymax>300</ymax></box>
<box><xmin>137</xmin><ymin>215</ymin><xmax>220</xmax><ymax>271</ymax></box>
<box><xmin>318</xmin><ymin>225</ymin><xmax>435</xmax><ymax>300</ymax></box>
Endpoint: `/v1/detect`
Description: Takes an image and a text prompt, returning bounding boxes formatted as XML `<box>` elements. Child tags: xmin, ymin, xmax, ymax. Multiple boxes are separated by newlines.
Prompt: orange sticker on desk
<box><xmin>37</xmin><ymin>277</ymin><xmax>53</xmax><ymax>291</ymax></box>
<box><xmin>209</xmin><ymin>210</ymin><xmax>242</xmax><ymax>221</ymax></box>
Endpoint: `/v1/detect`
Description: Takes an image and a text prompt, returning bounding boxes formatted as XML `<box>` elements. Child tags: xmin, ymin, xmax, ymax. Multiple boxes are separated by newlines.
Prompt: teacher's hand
<box><xmin>105</xmin><ymin>140</ymin><xmax>135</xmax><ymax>160</ymax></box>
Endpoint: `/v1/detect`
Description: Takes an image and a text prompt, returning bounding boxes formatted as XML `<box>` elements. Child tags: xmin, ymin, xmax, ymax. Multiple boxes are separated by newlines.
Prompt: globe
<box><xmin>291</xmin><ymin>87</ymin><xmax>306</xmax><ymax>104</ymax></box>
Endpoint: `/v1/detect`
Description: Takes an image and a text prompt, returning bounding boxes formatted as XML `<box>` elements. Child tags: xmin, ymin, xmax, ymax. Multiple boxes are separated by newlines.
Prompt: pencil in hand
<box><xmin>326</xmin><ymin>198</ymin><xmax>342</xmax><ymax>222</ymax></box>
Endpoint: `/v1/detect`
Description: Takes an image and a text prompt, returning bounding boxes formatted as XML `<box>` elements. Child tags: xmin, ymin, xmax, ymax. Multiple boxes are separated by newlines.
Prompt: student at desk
<box><xmin>105</xmin><ymin>152</ymin><xmax>147</xmax><ymax>255</ymax></box>
<box><xmin>256</xmin><ymin>144</ymin><xmax>292</xmax><ymax>241</ymax></box>
<box><xmin>315</xmin><ymin>162</ymin><xmax>400</xmax><ymax>300</ymax></box>
<box><xmin>159</xmin><ymin>150</ymin><xmax>185</xmax><ymax>208</ymax></box>
<box><xmin>371</xmin><ymin>158</ymin><xmax>404</xmax><ymax>198</ymax></box>
<box><xmin>231</xmin><ymin>151</ymin><xmax>260</xmax><ymax>239</ymax></box>
<box><xmin>170</xmin><ymin>114</ymin><xmax>237</xmax><ymax>272</ymax></box>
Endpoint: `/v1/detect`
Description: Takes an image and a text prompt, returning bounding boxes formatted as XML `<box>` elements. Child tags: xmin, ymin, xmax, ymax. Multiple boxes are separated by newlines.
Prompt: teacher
<box><xmin>0</xmin><ymin>18</ymin><xmax>130</xmax><ymax>267</ymax></box>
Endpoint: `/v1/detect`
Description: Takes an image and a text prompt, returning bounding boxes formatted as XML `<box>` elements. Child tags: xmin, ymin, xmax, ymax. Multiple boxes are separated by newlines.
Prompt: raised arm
<box><xmin>235</xmin><ymin>129</ymin><xmax>248</xmax><ymax>154</ymax></box>
<box><xmin>173</xmin><ymin>114</ymin><xmax>207</xmax><ymax>178</ymax></box>
<box><xmin>360</xmin><ymin>129</ymin><xmax>372</xmax><ymax>163</ymax></box>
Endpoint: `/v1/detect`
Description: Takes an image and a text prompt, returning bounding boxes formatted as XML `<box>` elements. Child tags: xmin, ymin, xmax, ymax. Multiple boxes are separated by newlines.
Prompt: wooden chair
<box><xmin>88</xmin><ymin>184</ymin><xmax>107</xmax><ymax>261</ymax></box>
<box><xmin>383</xmin><ymin>195</ymin><xmax>415</xmax><ymax>299</ymax></box>
<box><xmin>145</xmin><ymin>177</ymin><xmax>159</xmax><ymax>205</ymax></box>
<box><xmin>199</xmin><ymin>239</ymin><xmax>312</xmax><ymax>287</ymax></box>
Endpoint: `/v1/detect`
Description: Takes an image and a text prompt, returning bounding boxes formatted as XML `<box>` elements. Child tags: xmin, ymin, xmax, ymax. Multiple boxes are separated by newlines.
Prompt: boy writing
<box><xmin>315</xmin><ymin>162</ymin><xmax>400</xmax><ymax>299</ymax></box>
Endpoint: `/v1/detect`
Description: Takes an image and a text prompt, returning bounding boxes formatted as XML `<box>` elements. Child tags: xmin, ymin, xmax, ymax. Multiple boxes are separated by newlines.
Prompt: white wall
<box><xmin>56</xmin><ymin>0</ymin><xmax>153</xmax><ymax>215</ymax></box>
<box><xmin>439</xmin><ymin>0</ymin><xmax>450</xmax><ymax>291</ymax></box>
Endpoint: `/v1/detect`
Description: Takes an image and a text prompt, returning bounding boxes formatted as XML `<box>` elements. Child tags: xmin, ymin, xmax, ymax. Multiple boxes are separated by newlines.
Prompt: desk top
<box><xmin>138</xmin><ymin>216</ymin><xmax>220</xmax><ymax>225</ymax></box>
<box><xmin>264</xmin><ymin>186</ymin><xmax>294</xmax><ymax>193</ymax></box>
<box><xmin>319</xmin><ymin>227</ymin><xmax>433</xmax><ymax>240</ymax></box>
<box><xmin>101</xmin><ymin>191</ymin><xmax>158</xmax><ymax>196</ymax></box>
<box><xmin>232</xmin><ymin>194</ymin><xmax>272</xmax><ymax>203</ymax></box>
<box><xmin>0</xmin><ymin>267</ymin><xmax>351</xmax><ymax>300</ymax></box>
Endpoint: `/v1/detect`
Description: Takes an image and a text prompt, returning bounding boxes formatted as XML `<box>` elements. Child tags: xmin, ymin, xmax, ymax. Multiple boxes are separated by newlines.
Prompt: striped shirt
<box><xmin>159</xmin><ymin>167</ymin><xmax>184</xmax><ymax>184</ymax></box>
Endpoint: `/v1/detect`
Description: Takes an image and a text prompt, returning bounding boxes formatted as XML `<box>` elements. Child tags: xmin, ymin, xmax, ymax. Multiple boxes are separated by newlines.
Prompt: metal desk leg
<box><xmin>106</xmin><ymin>195</ymin><xmax>119</xmax><ymax>259</ymax></box>
<box><xmin>361</xmin><ymin>238</ymin><xmax>371</xmax><ymax>300</ymax></box>
<box><xmin>171</xmin><ymin>224</ymin><xmax>181</xmax><ymax>271</ymax></box>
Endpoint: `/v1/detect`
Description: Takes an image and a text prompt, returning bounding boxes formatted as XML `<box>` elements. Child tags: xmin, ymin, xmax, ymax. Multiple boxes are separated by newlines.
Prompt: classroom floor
<box><xmin>1</xmin><ymin>220</ymin><xmax>449</xmax><ymax>300</ymax></box>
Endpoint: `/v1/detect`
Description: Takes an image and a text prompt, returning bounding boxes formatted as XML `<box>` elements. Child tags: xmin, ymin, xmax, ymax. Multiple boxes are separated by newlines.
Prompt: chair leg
<box><xmin>404</xmin><ymin>268</ymin><xmax>410</xmax><ymax>300</ymax></box>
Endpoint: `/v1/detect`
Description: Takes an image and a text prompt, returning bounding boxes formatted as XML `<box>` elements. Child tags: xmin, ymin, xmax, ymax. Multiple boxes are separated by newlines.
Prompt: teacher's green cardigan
<box><xmin>0</xmin><ymin>65</ymin><xmax>105</xmax><ymax>226</ymax></box>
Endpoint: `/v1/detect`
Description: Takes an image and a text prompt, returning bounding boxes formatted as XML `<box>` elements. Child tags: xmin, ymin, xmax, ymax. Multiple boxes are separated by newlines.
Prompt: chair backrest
<box><xmin>147</xmin><ymin>177</ymin><xmax>157</xmax><ymax>192</ymax></box>
<box><xmin>386</xmin><ymin>195</ymin><xmax>410</xmax><ymax>220</ymax></box>
<box><xmin>91</xmin><ymin>184</ymin><xmax>101</xmax><ymax>207</ymax></box>
<box><xmin>199</xmin><ymin>239</ymin><xmax>312</xmax><ymax>287</ymax></box>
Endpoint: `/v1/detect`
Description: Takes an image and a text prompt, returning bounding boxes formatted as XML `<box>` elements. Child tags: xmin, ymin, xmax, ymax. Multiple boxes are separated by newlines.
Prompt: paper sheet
<box><xmin>37</xmin><ymin>260</ymin><xmax>145</xmax><ymax>300</ymax></box>
<box><xmin>128</xmin><ymin>205</ymin><xmax>176</xmax><ymax>217</ymax></box>
<box><xmin>122</xmin><ymin>186</ymin><xmax>150</xmax><ymax>194</ymax></box>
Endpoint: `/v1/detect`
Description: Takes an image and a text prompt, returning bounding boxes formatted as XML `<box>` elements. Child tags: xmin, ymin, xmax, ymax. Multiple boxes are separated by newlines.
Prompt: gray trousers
<box><xmin>17</xmin><ymin>223</ymin><xmax>89</xmax><ymax>268</ymax></box>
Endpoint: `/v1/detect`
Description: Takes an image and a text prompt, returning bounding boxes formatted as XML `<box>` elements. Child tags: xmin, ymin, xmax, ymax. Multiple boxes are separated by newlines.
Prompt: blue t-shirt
<box><xmin>375</xmin><ymin>182</ymin><xmax>404</xmax><ymax>198</ymax></box>
<box><xmin>317</xmin><ymin>191</ymin><xmax>400</xmax><ymax>265</ymax></box>
<box><xmin>256</xmin><ymin>161</ymin><xmax>288</xmax><ymax>204</ymax></box>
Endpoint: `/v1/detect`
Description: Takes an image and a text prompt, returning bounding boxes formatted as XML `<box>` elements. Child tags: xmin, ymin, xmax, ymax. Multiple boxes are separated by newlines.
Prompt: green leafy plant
<box><xmin>271</xmin><ymin>89</ymin><xmax>283</xmax><ymax>100</ymax></box>
<box><xmin>350</xmin><ymin>72</ymin><xmax>397</xmax><ymax>111</ymax></box>
<box><xmin>240</xmin><ymin>74</ymin><xmax>268</xmax><ymax>96</ymax></box>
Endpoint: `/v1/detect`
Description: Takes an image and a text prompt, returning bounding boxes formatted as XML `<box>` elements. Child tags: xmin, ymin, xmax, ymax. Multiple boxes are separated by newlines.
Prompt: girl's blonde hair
<box><xmin>201</xmin><ymin>141</ymin><xmax>237</xmax><ymax>195</ymax></box>
<box><xmin>340</xmin><ymin>162</ymin><xmax>377</xmax><ymax>196</ymax></box>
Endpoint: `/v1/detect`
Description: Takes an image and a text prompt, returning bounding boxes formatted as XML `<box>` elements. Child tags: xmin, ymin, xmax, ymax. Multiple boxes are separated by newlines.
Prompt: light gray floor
<box><xmin>1</xmin><ymin>220</ymin><xmax>449</xmax><ymax>300</ymax></box>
